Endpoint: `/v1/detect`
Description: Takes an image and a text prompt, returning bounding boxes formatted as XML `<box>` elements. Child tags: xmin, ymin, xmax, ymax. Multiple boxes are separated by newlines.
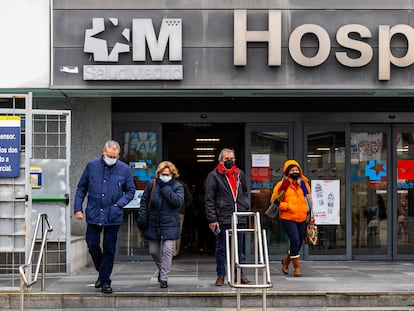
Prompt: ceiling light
<box><xmin>316</xmin><ymin>147</ymin><xmax>331</xmax><ymax>151</ymax></box>
<box><xmin>196</xmin><ymin>154</ymin><xmax>215</xmax><ymax>158</ymax></box>
<box><xmin>193</xmin><ymin>147</ymin><xmax>216</xmax><ymax>151</ymax></box>
<box><xmin>197</xmin><ymin>159</ymin><xmax>215</xmax><ymax>163</ymax></box>
<box><xmin>196</xmin><ymin>138</ymin><xmax>220</xmax><ymax>142</ymax></box>
<box><xmin>307</xmin><ymin>154</ymin><xmax>322</xmax><ymax>158</ymax></box>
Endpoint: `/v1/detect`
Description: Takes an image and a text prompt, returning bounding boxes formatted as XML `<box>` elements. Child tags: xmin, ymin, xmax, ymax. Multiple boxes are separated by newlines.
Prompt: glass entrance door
<box><xmin>247</xmin><ymin>125</ymin><xmax>293</xmax><ymax>260</ymax></box>
<box><xmin>306</xmin><ymin>128</ymin><xmax>347</xmax><ymax>258</ymax></box>
<box><xmin>351</xmin><ymin>127</ymin><xmax>390</xmax><ymax>258</ymax></box>
<box><xmin>395</xmin><ymin>128</ymin><xmax>414</xmax><ymax>257</ymax></box>
<box><xmin>113</xmin><ymin>125</ymin><xmax>161</xmax><ymax>260</ymax></box>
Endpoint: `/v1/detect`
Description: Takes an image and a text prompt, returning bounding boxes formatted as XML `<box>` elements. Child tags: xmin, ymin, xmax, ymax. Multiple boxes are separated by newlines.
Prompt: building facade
<box><xmin>1</xmin><ymin>0</ymin><xmax>414</xmax><ymax>275</ymax></box>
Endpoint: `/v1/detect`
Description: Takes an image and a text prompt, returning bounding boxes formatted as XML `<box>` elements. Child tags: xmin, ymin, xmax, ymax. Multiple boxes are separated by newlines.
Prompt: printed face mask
<box><xmin>159</xmin><ymin>175</ymin><xmax>172</xmax><ymax>183</ymax></box>
<box><xmin>289</xmin><ymin>172</ymin><xmax>300</xmax><ymax>180</ymax></box>
<box><xmin>104</xmin><ymin>156</ymin><xmax>117</xmax><ymax>166</ymax></box>
<box><xmin>224</xmin><ymin>160</ymin><xmax>234</xmax><ymax>169</ymax></box>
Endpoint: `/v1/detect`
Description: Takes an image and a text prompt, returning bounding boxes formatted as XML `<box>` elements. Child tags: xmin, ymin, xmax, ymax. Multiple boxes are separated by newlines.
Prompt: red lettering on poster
<box><xmin>251</xmin><ymin>167</ymin><xmax>270</xmax><ymax>181</ymax></box>
<box><xmin>398</xmin><ymin>160</ymin><xmax>414</xmax><ymax>180</ymax></box>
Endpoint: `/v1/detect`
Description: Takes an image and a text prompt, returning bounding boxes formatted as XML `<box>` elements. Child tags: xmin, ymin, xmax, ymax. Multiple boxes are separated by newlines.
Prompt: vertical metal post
<box><xmin>237</xmin><ymin>288</ymin><xmax>241</xmax><ymax>311</ymax></box>
<box><xmin>41</xmin><ymin>218</ymin><xmax>46</xmax><ymax>291</ymax></box>
<box><xmin>20</xmin><ymin>275</ymin><xmax>25</xmax><ymax>311</ymax></box>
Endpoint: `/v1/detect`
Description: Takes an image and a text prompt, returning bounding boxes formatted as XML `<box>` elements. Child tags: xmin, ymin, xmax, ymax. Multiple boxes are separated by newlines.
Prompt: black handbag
<box><xmin>265</xmin><ymin>200</ymin><xmax>280</xmax><ymax>219</ymax></box>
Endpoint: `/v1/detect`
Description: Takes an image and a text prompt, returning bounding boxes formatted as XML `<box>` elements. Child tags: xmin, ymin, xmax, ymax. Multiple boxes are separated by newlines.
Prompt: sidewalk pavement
<box><xmin>30</xmin><ymin>256</ymin><xmax>414</xmax><ymax>294</ymax></box>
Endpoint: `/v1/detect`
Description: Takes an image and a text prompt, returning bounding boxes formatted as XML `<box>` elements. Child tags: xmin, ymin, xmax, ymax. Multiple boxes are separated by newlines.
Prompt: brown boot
<box><xmin>281</xmin><ymin>254</ymin><xmax>290</xmax><ymax>274</ymax></box>
<box><xmin>291</xmin><ymin>257</ymin><xmax>301</xmax><ymax>277</ymax></box>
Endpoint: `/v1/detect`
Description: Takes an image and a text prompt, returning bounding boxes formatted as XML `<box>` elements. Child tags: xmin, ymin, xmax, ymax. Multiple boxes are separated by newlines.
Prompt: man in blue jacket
<box><xmin>74</xmin><ymin>140</ymin><xmax>136</xmax><ymax>294</ymax></box>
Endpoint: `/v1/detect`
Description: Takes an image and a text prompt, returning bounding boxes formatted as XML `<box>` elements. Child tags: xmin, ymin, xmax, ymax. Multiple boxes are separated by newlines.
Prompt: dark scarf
<box><xmin>216</xmin><ymin>163</ymin><xmax>239</xmax><ymax>198</ymax></box>
<box><xmin>299</xmin><ymin>179</ymin><xmax>313</xmax><ymax>217</ymax></box>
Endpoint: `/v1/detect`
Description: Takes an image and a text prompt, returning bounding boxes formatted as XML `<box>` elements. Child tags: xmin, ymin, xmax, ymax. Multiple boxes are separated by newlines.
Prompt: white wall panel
<box><xmin>0</xmin><ymin>0</ymin><xmax>49</xmax><ymax>88</ymax></box>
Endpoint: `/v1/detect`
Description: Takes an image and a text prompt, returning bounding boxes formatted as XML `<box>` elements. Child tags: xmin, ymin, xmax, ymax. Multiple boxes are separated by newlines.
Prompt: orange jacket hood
<box><xmin>283</xmin><ymin>159</ymin><xmax>308</xmax><ymax>184</ymax></box>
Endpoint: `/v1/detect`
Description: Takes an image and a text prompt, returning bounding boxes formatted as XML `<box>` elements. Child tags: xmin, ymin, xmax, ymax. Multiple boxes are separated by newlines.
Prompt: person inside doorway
<box><xmin>173</xmin><ymin>179</ymin><xmax>193</xmax><ymax>258</ymax></box>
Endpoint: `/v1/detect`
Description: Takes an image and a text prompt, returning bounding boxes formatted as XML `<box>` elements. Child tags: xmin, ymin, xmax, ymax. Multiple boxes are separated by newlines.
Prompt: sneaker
<box><xmin>101</xmin><ymin>284</ymin><xmax>113</xmax><ymax>294</ymax></box>
<box><xmin>94</xmin><ymin>279</ymin><xmax>101</xmax><ymax>289</ymax></box>
<box><xmin>160</xmin><ymin>281</ymin><xmax>168</xmax><ymax>288</ymax></box>
<box><xmin>215</xmin><ymin>275</ymin><xmax>225</xmax><ymax>286</ymax></box>
<box><xmin>240</xmin><ymin>275</ymin><xmax>251</xmax><ymax>285</ymax></box>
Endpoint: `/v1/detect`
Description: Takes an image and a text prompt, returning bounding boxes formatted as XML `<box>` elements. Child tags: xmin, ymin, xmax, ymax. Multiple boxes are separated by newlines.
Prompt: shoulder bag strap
<box><xmin>147</xmin><ymin>179</ymin><xmax>156</xmax><ymax>212</ymax></box>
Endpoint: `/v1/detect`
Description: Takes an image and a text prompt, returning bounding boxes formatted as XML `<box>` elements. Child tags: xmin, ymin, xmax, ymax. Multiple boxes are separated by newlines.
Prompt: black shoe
<box><xmin>160</xmin><ymin>281</ymin><xmax>168</xmax><ymax>288</ymax></box>
<box><xmin>101</xmin><ymin>284</ymin><xmax>113</xmax><ymax>294</ymax></box>
<box><xmin>94</xmin><ymin>279</ymin><xmax>101</xmax><ymax>288</ymax></box>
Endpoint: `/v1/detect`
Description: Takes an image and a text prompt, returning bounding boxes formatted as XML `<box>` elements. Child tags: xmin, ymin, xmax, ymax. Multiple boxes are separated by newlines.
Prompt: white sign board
<box><xmin>311</xmin><ymin>180</ymin><xmax>340</xmax><ymax>225</ymax></box>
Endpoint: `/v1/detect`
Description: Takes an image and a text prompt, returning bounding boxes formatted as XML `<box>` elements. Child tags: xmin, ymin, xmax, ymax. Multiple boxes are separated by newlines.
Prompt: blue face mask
<box><xmin>159</xmin><ymin>175</ymin><xmax>172</xmax><ymax>183</ymax></box>
<box><xmin>104</xmin><ymin>156</ymin><xmax>117</xmax><ymax>166</ymax></box>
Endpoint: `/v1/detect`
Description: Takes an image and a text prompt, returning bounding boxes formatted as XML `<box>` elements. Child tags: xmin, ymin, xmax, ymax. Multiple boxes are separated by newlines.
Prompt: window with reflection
<box><xmin>250</xmin><ymin>131</ymin><xmax>289</xmax><ymax>257</ymax></box>
<box><xmin>396</xmin><ymin>132</ymin><xmax>414</xmax><ymax>255</ymax></box>
<box><xmin>350</xmin><ymin>132</ymin><xmax>387</xmax><ymax>255</ymax></box>
<box><xmin>307</xmin><ymin>131</ymin><xmax>346</xmax><ymax>255</ymax></box>
<box><xmin>118</xmin><ymin>131</ymin><xmax>158</xmax><ymax>258</ymax></box>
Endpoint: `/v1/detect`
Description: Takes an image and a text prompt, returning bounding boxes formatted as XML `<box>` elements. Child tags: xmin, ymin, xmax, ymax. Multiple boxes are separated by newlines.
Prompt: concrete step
<box><xmin>2</xmin><ymin>291</ymin><xmax>414</xmax><ymax>310</ymax></box>
<box><xmin>7</xmin><ymin>308</ymin><xmax>414</xmax><ymax>311</ymax></box>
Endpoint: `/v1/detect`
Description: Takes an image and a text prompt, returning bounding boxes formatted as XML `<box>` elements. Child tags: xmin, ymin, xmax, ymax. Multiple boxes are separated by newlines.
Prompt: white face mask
<box><xmin>104</xmin><ymin>156</ymin><xmax>117</xmax><ymax>166</ymax></box>
<box><xmin>159</xmin><ymin>175</ymin><xmax>172</xmax><ymax>183</ymax></box>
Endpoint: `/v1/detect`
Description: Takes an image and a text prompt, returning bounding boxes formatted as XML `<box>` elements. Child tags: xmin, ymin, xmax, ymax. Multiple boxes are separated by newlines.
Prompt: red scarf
<box><xmin>216</xmin><ymin>164</ymin><xmax>239</xmax><ymax>198</ymax></box>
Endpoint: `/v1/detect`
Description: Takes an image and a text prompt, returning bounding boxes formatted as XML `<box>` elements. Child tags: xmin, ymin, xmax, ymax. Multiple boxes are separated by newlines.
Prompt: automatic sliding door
<box><xmin>396</xmin><ymin>130</ymin><xmax>414</xmax><ymax>256</ymax></box>
<box><xmin>306</xmin><ymin>129</ymin><xmax>346</xmax><ymax>257</ymax></box>
<box><xmin>247</xmin><ymin>126</ymin><xmax>292</xmax><ymax>259</ymax></box>
<box><xmin>351</xmin><ymin>128</ymin><xmax>390</xmax><ymax>258</ymax></box>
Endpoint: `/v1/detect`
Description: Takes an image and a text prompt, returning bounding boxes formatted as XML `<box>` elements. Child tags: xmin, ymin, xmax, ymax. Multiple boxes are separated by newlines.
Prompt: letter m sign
<box><xmin>132</xmin><ymin>18</ymin><xmax>182</xmax><ymax>62</ymax></box>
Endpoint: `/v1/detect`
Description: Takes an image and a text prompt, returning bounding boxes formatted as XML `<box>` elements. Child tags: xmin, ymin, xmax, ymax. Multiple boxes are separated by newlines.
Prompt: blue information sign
<box><xmin>0</xmin><ymin>116</ymin><xmax>21</xmax><ymax>178</ymax></box>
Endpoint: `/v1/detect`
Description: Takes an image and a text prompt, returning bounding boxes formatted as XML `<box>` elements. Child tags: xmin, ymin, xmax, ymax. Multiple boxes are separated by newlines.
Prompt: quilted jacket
<box><xmin>137</xmin><ymin>178</ymin><xmax>184</xmax><ymax>241</ymax></box>
<box><xmin>74</xmin><ymin>156</ymin><xmax>136</xmax><ymax>226</ymax></box>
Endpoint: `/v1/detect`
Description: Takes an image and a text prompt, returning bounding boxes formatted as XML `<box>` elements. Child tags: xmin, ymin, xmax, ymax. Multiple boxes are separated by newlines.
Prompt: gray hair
<box><xmin>218</xmin><ymin>148</ymin><xmax>235</xmax><ymax>161</ymax></box>
<box><xmin>103</xmin><ymin>140</ymin><xmax>121</xmax><ymax>152</ymax></box>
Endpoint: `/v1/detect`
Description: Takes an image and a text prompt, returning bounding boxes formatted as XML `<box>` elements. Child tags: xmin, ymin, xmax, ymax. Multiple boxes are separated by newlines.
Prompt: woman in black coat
<box><xmin>138</xmin><ymin>161</ymin><xmax>184</xmax><ymax>289</ymax></box>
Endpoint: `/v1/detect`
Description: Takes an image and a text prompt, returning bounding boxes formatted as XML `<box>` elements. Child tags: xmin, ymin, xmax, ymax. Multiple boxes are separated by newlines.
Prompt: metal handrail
<box><xmin>226</xmin><ymin>211</ymin><xmax>272</xmax><ymax>311</ymax></box>
<box><xmin>19</xmin><ymin>213</ymin><xmax>53</xmax><ymax>311</ymax></box>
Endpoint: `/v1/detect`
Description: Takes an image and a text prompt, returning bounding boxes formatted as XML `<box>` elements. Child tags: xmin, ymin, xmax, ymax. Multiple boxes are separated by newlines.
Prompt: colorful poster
<box><xmin>311</xmin><ymin>180</ymin><xmax>340</xmax><ymax>225</ymax></box>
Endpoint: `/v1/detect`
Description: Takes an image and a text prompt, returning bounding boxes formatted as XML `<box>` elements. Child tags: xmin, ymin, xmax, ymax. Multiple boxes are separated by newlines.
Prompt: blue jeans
<box><xmin>215</xmin><ymin>223</ymin><xmax>246</xmax><ymax>277</ymax></box>
<box><xmin>86</xmin><ymin>223</ymin><xmax>120</xmax><ymax>286</ymax></box>
<box><xmin>280</xmin><ymin>219</ymin><xmax>306</xmax><ymax>257</ymax></box>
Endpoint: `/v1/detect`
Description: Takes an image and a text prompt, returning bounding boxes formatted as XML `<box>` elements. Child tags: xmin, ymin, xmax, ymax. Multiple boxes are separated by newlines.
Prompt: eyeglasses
<box><xmin>224</xmin><ymin>157</ymin><xmax>235</xmax><ymax>161</ymax></box>
<box><xmin>160</xmin><ymin>173</ymin><xmax>172</xmax><ymax>176</ymax></box>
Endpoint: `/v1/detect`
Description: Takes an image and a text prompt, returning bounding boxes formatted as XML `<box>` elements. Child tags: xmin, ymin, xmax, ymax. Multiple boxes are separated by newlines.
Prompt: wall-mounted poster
<box><xmin>0</xmin><ymin>116</ymin><xmax>20</xmax><ymax>178</ymax></box>
<box><xmin>311</xmin><ymin>180</ymin><xmax>340</xmax><ymax>225</ymax></box>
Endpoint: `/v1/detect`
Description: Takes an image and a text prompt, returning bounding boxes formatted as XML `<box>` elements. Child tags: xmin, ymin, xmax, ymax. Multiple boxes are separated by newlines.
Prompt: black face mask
<box><xmin>224</xmin><ymin>160</ymin><xmax>234</xmax><ymax>169</ymax></box>
<box><xmin>289</xmin><ymin>172</ymin><xmax>300</xmax><ymax>180</ymax></box>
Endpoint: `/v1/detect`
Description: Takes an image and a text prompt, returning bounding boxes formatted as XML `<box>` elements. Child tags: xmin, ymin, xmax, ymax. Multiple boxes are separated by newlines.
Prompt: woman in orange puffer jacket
<box><xmin>270</xmin><ymin>159</ymin><xmax>311</xmax><ymax>277</ymax></box>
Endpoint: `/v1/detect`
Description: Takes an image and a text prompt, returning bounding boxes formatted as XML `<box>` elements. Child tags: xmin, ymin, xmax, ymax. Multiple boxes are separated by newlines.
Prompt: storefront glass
<box><xmin>351</xmin><ymin>131</ymin><xmax>388</xmax><ymax>255</ymax></box>
<box><xmin>250</xmin><ymin>131</ymin><xmax>290</xmax><ymax>257</ymax></box>
<box><xmin>307</xmin><ymin>131</ymin><xmax>346</xmax><ymax>255</ymax></box>
<box><xmin>118</xmin><ymin>131</ymin><xmax>158</xmax><ymax>258</ymax></box>
<box><xmin>396</xmin><ymin>132</ymin><xmax>414</xmax><ymax>255</ymax></box>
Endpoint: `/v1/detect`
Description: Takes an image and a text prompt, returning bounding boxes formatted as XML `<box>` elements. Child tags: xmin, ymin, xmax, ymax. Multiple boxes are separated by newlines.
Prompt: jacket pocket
<box><xmin>108</xmin><ymin>204</ymin><xmax>123</xmax><ymax>223</ymax></box>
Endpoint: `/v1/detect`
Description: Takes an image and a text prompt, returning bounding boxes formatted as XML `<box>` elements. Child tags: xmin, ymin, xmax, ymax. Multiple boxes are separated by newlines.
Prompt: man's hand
<box><xmin>209</xmin><ymin>222</ymin><xmax>219</xmax><ymax>232</ymax></box>
<box><xmin>74</xmin><ymin>211</ymin><xmax>84</xmax><ymax>220</ymax></box>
